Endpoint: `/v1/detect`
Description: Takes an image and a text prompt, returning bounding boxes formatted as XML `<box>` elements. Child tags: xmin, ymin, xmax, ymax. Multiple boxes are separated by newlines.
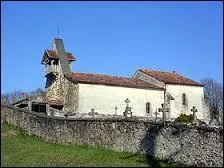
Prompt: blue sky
<box><xmin>1</xmin><ymin>1</ymin><xmax>223</xmax><ymax>94</ymax></box>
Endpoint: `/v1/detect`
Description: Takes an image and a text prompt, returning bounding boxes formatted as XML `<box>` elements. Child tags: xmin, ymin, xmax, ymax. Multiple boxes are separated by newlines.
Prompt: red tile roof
<box><xmin>46</xmin><ymin>50</ymin><xmax>75</xmax><ymax>61</ymax></box>
<box><xmin>139</xmin><ymin>69</ymin><xmax>204</xmax><ymax>86</ymax></box>
<box><xmin>65</xmin><ymin>72</ymin><xmax>165</xmax><ymax>90</ymax></box>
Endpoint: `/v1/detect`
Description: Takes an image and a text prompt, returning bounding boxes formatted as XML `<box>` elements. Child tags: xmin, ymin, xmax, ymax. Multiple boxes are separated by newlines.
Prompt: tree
<box><xmin>1</xmin><ymin>88</ymin><xmax>45</xmax><ymax>105</ymax></box>
<box><xmin>1</xmin><ymin>90</ymin><xmax>23</xmax><ymax>105</ymax></box>
<box><xmin>201</xmin><ymin>78</ymin><xmax>223</xmax><ymax>122</ymax></box>
<box><xmin>29</xmin><ymin>88</ymin><xmax>45</xmax><ymax>98</ymax></box>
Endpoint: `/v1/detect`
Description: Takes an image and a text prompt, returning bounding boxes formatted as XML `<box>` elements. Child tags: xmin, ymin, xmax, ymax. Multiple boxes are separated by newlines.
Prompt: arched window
<box><xmin>146</xmin><ymin>102</ymin><xmax>150</xmax><ymax>113</ymax></box>
<box><xmin>182</xmin><ymin>93</ymin><xmax>186</xmax><ymax>105</ymax></box>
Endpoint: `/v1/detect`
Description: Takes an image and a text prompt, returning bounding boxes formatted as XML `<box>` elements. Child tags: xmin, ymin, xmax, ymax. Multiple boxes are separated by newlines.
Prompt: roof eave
<box><xmin>165</xmin><ymin>82</ymin><xmax>204</xmax><ymax>87</ymax></box>
<box><xmin>41</xmin><ymin>50</ymin><xmax>48</xmax><ymax>64</ymax></box>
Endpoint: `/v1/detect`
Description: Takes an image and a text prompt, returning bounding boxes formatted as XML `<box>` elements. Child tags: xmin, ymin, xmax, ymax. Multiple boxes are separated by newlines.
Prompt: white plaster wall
<box><xmin>78</xmin><ymin>84</ymin><xmax>164</xmax><ymax>117</ymax></box>
<box><xmin>166</xmin><ymin>84</ymin><xmax>209</xmax><ymax>122</ymax></box>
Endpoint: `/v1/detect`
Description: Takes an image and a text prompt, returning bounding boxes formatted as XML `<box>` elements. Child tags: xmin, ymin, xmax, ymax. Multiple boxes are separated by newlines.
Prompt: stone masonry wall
<box><xmin>46</xmin><ymin>74</ymin><xmax>65</xmax><ymax>103</ymax></box>
<box><xmin>63</xmin><ymin>77</ymin><xmax>79</xmax><ymax>114</ymax></box>
<box><xmin>1</xmin><ymin>105</ymin><xmax>223</xmax><ymax>167</ymax></box>
<box><xmin>46</xmin><ymin>75</ymin><xmax>79</xmax><ymax>114</ymax></box>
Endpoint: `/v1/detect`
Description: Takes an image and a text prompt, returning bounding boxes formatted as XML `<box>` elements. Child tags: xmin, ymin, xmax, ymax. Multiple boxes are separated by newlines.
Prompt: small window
<box><xmin>146</xmin><ymin>102</ymin><xmax>150</xmax><ymax>113</ymax></box>
<box><xmin>182</xmin><ymin>93</ymin><xmax>186</xmax><ymax>105</ymax></box>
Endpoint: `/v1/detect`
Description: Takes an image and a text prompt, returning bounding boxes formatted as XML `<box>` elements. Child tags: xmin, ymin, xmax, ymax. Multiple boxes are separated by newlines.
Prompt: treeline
<box><xmin>1</xmin><ymin>88</ymin><xmax>45</xmax><ymax>105</ymax></box>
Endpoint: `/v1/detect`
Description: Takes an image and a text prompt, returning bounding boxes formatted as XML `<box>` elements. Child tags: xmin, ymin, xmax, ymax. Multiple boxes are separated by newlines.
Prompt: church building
<box><xmin>40</xmin><ymin>38</ymin><xmax>209</xmax><ymax>122</ymax></box>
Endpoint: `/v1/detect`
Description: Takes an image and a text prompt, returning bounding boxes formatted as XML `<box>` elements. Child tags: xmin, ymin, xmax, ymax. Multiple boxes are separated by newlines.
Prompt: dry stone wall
<box><xmin>1</xmin><ymin>105</ymin><xmax>223</xmax><ymax>167</ymax></box>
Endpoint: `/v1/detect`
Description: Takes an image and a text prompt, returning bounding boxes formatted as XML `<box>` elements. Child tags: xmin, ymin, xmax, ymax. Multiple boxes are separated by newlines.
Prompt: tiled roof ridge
<box><xmin>139</xmin><ymin>68</ymin><xmax>174</xmax><ymax>74</ymax></box>
<box><xmin>73</xmin><ymin>71</ymin><xmax>142</xmax><ymax>81</ymax></box>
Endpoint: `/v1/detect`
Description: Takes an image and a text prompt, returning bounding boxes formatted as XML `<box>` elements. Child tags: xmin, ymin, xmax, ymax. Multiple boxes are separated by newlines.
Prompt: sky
<box><xmin>1</xmin><ymin>1</ymin><xmax>223</xmax><ymax>94</ymax></box>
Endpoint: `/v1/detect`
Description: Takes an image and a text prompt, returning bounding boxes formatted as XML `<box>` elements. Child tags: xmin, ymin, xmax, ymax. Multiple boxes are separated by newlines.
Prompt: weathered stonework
<box><xmin>46</xmin><ymin>75</ymin><xmax>79</xmax><ymax>114</ymax></box>
<box><xmin>1</xmin><ymin>105</ymin><xmax>223</xmax><ymax>167</ymax></box>
<box><xmin>63</xmin><ymin>77</ymin><xmax>79</xmax><ymax>114</ymax></box>
<box><xmin>46</xmin><ymin>74</ymin><xmax>65</xmax><ymax>103</ymax></box>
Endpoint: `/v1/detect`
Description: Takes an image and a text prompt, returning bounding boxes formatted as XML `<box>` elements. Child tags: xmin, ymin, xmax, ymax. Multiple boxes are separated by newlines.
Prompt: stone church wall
<box><xmin>46</xmin><ymin>74</ymin><xmax>65</xmax><ymax>103</ymax></box>
<box><xmin>63</xmin><ymin>78</ymin><xmax>79</xmax><ymax>114</ymax></box>
<box><xmin>78</xmin><ymin>83</ymin><xmax>164</xmax><ymax>117</ymax></box>
<box><xmin>1</xmin><ymin>105</ymin><xmax>222</xmax><ymax>167</ymax></box>
<box><xmin>46</xmin><ymin>75</ymin><xmax>79</xmax><ymax>114</ymax></box>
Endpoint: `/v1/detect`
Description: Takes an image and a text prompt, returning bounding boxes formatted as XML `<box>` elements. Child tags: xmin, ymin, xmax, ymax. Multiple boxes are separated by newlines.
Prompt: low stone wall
<box><xmin>1</xmin><ymin>105</ymin><xmax>223</xmax><ymax>167</ymax></box>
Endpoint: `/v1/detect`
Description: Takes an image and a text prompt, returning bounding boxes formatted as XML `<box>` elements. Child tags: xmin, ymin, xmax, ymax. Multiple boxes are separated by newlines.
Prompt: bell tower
<box><xmin>41</xmin><ymin>38</ymin><xmax>76</xmax><ymax>88</ymax></box>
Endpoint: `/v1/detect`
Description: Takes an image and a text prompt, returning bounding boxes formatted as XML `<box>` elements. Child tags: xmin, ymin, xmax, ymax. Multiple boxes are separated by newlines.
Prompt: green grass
<box><xmin>1</xmin><ymin>123</ymin><xmax>184</xmax><ymax>167</ymax></box>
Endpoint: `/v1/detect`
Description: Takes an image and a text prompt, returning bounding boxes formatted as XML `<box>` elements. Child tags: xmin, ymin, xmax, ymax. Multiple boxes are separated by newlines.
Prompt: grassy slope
<box><xmin>1</xmin><ymin>123</ymin><xmax>183</xmax><ymax>167</ymax></box>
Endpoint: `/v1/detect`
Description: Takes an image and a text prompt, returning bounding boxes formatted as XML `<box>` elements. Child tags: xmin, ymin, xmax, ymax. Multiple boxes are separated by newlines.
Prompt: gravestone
<box><xmin>88</xmin><ymin>108</ymin><xmax>98</xmax><ymax>116</ymax></box>
<box><xmin>123</xmin><ymin>98</ymin><xmax>133</xmax><ymax>117</ymax></box>
<box><xmin>191</xmin><ymin>106</ymin><xmax>198</xmax><ymax>124</ymax></box>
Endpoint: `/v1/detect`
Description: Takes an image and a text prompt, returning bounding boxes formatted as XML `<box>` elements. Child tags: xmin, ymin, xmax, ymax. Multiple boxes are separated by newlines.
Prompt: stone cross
<box><xmin>125</xmin><ymin>98</ymin><xmax>130</xmax><ymax>107</ymax></box>
<box><xmin>191</xmin><ymin>106</ymin><xmax>198</xmax><ymax>123</ymax></box>
<box><xmin>154</xmin><ymin>109</ymin><xmax>160</xmax><ymax>121</ymax></box>
<box><xmin>158</xmin><ymin>103</ymin><xmax>169</xmax><ymax>121</ymax></box>
<box><xmin>123</xmin><ymin>98</ymin><xmax>132</xmax><ymax>117</ymax></box>
<box><xmin>114</xmin><ymin>106</ymin><xmax>118</xmax><ymax>115</ymax></box>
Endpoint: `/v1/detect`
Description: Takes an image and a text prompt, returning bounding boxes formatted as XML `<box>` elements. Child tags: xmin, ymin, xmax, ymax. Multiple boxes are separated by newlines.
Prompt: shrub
<box><xmin>174</xmin><ymin>113</ymin><xmax>207</xmax><ymax>125</ymax></box>
<box><xmin>174</xmin><ymin>113</ymin><xmax>194</xmax><ymax>123</ymax></box>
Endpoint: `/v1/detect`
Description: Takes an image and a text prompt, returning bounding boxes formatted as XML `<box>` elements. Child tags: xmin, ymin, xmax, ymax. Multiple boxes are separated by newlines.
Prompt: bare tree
<box><xmin>1</xmin><ymin>88</ymin><xmax>45</xmax><ymax>105</ymax></box>
<box><xmin>1</xmin><ymin>90</ymin><xmax>23</xmax><ymax>105</ymax></box>
<box><xmin>201</xmin><ymin>78</ymin><xmax>223</xmax><ymax>122</ymax></box>
<box><xmin>29</xmin><ymin>88</ymin><xmax>45</xmax><ymax>98</ymax></box>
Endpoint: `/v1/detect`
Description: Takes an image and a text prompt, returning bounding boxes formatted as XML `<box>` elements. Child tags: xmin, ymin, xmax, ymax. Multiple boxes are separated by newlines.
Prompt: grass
<box><xmin>1</xmin><ymin>123</ymin><xmax>184</xmax><ymax>167</ymax></box>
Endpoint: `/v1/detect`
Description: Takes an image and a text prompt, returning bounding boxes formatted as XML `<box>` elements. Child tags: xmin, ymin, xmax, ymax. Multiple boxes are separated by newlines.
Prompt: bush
<box><xmin>174</xmin><ymin>113</ymin><xmax>194</xmax><ymax>123</ymax></box>
<box><xmin>174</xmin><ymin>113</ymin><xmax>207</xmax><ymax>125</ymax></box>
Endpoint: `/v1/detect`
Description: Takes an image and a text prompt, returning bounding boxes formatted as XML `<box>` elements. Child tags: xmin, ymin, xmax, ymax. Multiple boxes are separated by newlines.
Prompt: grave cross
<box><xmin>154</xmin><ymin>109</ymin><xmax>160</xmax><ymax>121</ymax></box>
<box><xmin>123</xmin><ymin>98</ymin><xmax>132</xmax><ymax>117</ymax></box>
<box><xmin>125</xmin><ymin>98</ymin><xmax>130</xmax><ymax>107</ymax></box>
<box><xmin>158</xmin><ymin>103</ymin><xmax>169</xmax><ymax>121</ymax></box>
<box><xmin>114</xmin><ymin>106</ymin><xmax>118</xmax><ymax>115</ymax></box>
<box><xmin>191</xmin><ymin>106</ymin><xmax>198</xmax><ymax>123</ymax></box>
